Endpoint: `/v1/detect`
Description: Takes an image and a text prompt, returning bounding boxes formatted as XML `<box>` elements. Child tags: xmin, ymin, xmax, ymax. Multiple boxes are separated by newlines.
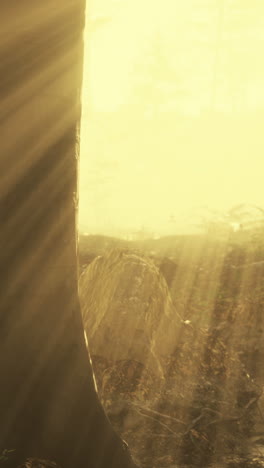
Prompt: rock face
<box><xmin>79</xmin><ymin>249</ymin><xmax>180</xmax><ymax>376</ymax></box>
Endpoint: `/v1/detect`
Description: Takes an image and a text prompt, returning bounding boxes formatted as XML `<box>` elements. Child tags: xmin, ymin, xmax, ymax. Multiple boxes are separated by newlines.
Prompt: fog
<box><xmin>79</xmin><ymin>0</ymin><xmax>264</xmax><ymax>237</ymax></box>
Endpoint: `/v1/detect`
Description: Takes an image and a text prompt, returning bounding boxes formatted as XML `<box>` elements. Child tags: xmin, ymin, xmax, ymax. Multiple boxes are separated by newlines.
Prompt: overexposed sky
<box><xmin>79</xmin><ymin>0</ymin><xmax>264</xmax><ymax>235</ymax></box>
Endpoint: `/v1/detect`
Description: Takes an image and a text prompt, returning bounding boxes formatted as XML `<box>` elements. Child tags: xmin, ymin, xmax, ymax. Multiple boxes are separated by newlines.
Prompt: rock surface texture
<box><xmin>80</xmin><ymin>249</ymin><xmax>180</xmax><ymax>377</ymax></box>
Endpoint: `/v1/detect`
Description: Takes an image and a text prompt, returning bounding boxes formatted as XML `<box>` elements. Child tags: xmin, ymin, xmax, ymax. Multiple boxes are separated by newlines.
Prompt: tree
<box><xmin>0</xmin><ymin>2</ymin><xmax>138</xmax><ymax>467</ymax></box>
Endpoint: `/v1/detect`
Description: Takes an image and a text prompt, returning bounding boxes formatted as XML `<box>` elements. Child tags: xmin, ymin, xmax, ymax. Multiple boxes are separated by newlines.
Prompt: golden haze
<box><xmin>79</xmin><ymin>0</ymin><xmax>264</xmax><ymax>236</ymax></box>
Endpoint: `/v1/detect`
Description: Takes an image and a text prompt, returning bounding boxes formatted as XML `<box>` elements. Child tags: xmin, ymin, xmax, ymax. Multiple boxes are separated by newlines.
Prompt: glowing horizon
<box><xmin>79</xmin><ymin>0</ymin><xmax>264</xmax><ymax>236</ymax></box>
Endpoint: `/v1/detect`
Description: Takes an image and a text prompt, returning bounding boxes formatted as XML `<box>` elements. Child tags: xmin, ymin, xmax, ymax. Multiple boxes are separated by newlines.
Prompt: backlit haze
<box><xmin>79</xmin><ymin>0</ymin><xmax>264</xmax><ymax>238</ymax></box>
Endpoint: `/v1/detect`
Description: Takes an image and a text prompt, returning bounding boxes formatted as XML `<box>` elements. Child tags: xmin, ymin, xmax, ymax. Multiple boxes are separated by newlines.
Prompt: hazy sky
<box><xmin>79</xmin><ymin>0</ymin><xmax>264</xmax><ymax>235</ymax></box>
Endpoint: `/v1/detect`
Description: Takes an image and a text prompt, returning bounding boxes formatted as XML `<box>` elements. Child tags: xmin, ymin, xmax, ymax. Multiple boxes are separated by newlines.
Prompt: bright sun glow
<box><xmin>79</xmin><ymin>0</ymin><xmax>264</xmax><ymax>236</ymax></box>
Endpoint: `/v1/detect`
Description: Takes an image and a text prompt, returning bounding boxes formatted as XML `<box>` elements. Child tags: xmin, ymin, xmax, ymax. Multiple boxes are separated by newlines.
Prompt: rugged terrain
<box><xmin>79</xmin><ymin>231</ymin><xmax>264</xmax><ymax>467</ymax></box>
